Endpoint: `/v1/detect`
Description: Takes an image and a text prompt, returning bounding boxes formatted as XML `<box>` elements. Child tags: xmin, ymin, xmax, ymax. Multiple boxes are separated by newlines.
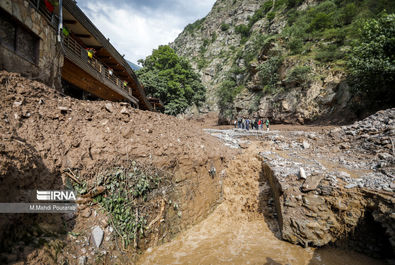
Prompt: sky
<box><xmin>76</xmin><ymin>0</ymin><xmax>216</xmax><ymax>63</ymax></box>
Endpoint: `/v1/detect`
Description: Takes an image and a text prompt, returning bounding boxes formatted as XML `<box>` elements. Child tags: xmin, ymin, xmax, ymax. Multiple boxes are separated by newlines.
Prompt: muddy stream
<box><xmin>138</xmin><ymin>143</ymin><xmax>386</xmax><ymax>265</ymax></box>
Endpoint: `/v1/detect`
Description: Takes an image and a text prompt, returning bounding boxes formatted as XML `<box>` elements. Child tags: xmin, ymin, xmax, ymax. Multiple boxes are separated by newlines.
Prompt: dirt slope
<box><xmin>0</xmin><ymin>71</ymin><xmax>235</xmax><ymax>264</ymax></box>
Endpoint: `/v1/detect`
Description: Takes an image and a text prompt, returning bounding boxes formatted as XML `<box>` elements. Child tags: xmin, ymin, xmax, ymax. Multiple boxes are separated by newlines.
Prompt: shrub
<box><xmin>197</xmin><ymin>57</ymin><xmax>207</xmax><ymax>69</ymax></box>
<box><xmin>221</xmin><ymin>23</ymin><xmax>230</xmax><ymax>31</ymax></box>
<box><xmin>315</xmin><ymin>44</ymin><xmax>344</xmax><ymax>62</ymax></box>
<box><xmin>274</xmin><ymin>0</ymin><xmax>288</xmax><ymax>10</ymax></box>
<box><xmin>339</xmin><ymin>3</ymin><xmax>358</xmax><ymax>25</ymax></box>
<box><xmin>202</xmin><ymin>39</ymin><xmax>210</xmax><ymax>47</ymax></box>
<box><xmin>211</xmin><ymin>32</ymin><xmax>217</xmax><ymax>42</ymax></box>
<box><xmin>258</xmin><ymin>56</ymin><xmax>283</xmax><ymax>93</ymax></box>
<box><xmin>288</xmin><ymin>37</ymin><xmax>304</xmax><ymax>54</ymax></box>
<box><xmin>287</xmin><ymin>0</ymin><xmax>303</xmax><ymax>8</ymax></box>
<box><xmin>308</xmin><ymin>12</ymin><xmax>333</xmax><ymax>32</ymax></box>
<box><xmin>285</xmin><ymin>65</ymin><xmax>311</xmax><ymax>86</ymax></box>
<box><xmin>262</xmin><ymin>1</ymin><xmax>274</xmax><ymax>13</ymax></box>
<box><xmin>321</xmin><ymin>27</ymin><xmax>346</xmax><ymax>43</ymax></box>
<box><xmin>235</xmin><ymin>24</ymin><xmax>250</xmax><ymax>38</ymax></box>
<box><xmin>217</xmin><ymin>80</ymin><xmax>237</xmax><ymax>110</ymax></box>
<box><xmin>267</xmin><ymin>12</ymin><xmax>276</xmax><ymax>22</ymax></box>
<box><xmin>248</xmin><ymin>1</ymin><xmax>273</xmax><ymax>28</ymax></box>
<box><xmin>185</xmin><ymin>18</ymin><xmax>206</xmax><ymax>33</ymax></box>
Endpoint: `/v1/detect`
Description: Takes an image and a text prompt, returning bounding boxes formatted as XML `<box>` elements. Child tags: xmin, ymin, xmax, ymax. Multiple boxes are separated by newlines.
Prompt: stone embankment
<box><xmin>207</xmin><ymin>109</ymin><xmax>395</xmax><ymax>260</ymax></box>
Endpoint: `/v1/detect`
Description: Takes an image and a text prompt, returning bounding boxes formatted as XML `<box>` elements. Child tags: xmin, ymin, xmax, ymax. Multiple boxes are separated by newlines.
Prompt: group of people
<box><xmin>234</xmin><ymin>117</ymin><xmax>270</xmax><ymax>131</ymax></box>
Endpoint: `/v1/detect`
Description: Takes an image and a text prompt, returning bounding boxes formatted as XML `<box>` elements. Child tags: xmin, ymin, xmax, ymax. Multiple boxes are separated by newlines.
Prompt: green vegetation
<box><xmin>348</xmin><ymin>13</ymin><xmax>395</xmax><ymax>110</ymax></box>
<box><xmin>282</xmin><ymin>0</ymin><xmax>395</xmax><ymax>62</ymax></box>
<box><xmin>211</xmin><ymin>32</ymin><xmax>217</xmax><ymax>42</ymax></box>
<box><xmin>217</xmin><ymin>80</ymin><xmax>243</xmax><ymax>119</ymax></box>
<box><xmin>185</xmin><ymin>18</ymin><xmax>206</xmax><ymax>33</ymax></box>
<box><xmin>234</xmin><ymin>1</ymin><xmax>274</xmax><ymax>42</ymax></box>
<box><xmin>235</xmin><ymin>24</ymin><xmax>249</xmax><ymax>38</ymax></box>
<box><xmin>249</xmin><ymin>1</ymin><xmax>273</xmax><ymax>28</ymax></box>
<box><xmin>315</xmin><ymin>44</ymin><xmax>344</xmax><ymax>62</ymax></box>
<box><xmin>217</xmin><ymin>64</ymin><xmax>247</xmax><ymax>118</ymax></box>
<box><xmin>267</xmin><ymin>12</ymin><xmax>276</xmax><ymax>22</ymax></box>
<box><xmin>73</xmin><ymin>162</ymin><xmax>172</xmax><ymax>248</ymax></box>
<box><xmin>221</xmin><ymin>23</ymin><xmax>230</xmax><ymax>31</ymax></box>
<box><xmin>178</xmin><ymin>0</ymin><xmax>395</xmax><ymax>119</ymax></box>
<box><xmin>258</xmin><ymin>56</ymin><xmax>283</xmax><ymax>93</ymax></box>
<box><xmin>137</xmin><ymin>45</ymin><xmax>205</xmax><ymax>115</ymax></box>
<box><xmin>285</xmin><ymin>65</ymin><xmax>312</xmax><ymax>87</ymax></box>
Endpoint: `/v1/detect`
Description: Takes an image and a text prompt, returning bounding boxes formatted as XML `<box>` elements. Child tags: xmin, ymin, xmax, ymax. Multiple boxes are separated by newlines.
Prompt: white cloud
<box><xmin>79</xmin><ymin>0</ymin><xmax>215</xmax><ymax>63</ymax></box>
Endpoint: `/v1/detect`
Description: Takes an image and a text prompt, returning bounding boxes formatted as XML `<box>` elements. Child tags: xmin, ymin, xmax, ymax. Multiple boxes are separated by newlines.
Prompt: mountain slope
<box><xmin>126</xmin><ymin>59</ymin><xmax>141</xmax><ymax>71</ymax></box>
<box><xmin>171</xmin><ymin>0</ymin><xmax>395</xmax><ymax>124</ymax></box>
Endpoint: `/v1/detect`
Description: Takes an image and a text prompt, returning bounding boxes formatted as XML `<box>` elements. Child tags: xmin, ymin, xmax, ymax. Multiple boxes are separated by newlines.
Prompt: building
<box><xmin>0</xmin><ymin>0</ymin><xmax>153</xmax><ymax>110</ymax></box>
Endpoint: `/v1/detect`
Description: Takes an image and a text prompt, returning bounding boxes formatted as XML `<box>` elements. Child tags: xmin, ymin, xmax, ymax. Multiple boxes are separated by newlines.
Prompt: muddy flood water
<box><xmin>138</xmin><ymin>145</ymin><xmax>386</xmax><ymax>265</ymax></box>
<box><xmin>137</xmin><ymin>203</ymin><xmax>385</xmax><ymax>265</ymax></box>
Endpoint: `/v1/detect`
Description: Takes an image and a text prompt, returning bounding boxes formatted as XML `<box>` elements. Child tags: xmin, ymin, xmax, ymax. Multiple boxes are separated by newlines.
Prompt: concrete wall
<box><xmin>0</xmin><ymin>0</ymin><xmax>63</xmax><ymax>89</ymax></box>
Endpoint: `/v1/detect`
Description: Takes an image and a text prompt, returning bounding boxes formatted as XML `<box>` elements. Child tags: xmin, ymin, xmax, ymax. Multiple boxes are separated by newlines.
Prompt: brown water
<box><xmin>138</xmin><ymin>204</ymin><xmax>385</xmax><ymax>265</ymax></box>
<box><xmin>138</xmin><ymin>145</ymin><xmax>386</xmax><ymax>265</ymax></box>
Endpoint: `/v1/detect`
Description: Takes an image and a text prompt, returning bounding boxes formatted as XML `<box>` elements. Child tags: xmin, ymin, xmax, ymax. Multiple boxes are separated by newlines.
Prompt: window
<box><xmin>0</xmin><ymin>8</ymin><xmax>40</xmax><ymax>64</ymax></box>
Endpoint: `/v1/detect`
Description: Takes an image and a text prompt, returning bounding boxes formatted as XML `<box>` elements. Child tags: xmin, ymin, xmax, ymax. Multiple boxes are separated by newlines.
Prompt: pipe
<box><xmin>57</xmin><ymin>0</ymin><xmax>63</xmax><ymax>42</ymax></box>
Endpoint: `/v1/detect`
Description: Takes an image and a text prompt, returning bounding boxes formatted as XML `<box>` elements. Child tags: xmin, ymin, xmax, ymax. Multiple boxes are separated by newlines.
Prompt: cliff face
<box><xmin>171</xmin><ymin>0</ymin><xmax>260</xmax><ymax>108</ymax></box>
<box><xmin>171</xmin><ymin>0</ymin><xmax>391</xmax><ymax>124</ymax></box>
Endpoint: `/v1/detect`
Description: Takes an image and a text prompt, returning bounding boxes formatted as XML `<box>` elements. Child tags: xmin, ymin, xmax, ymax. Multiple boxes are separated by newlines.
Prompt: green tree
<box><xmin>258</xmin><ymin>56</ymin><xmax>283</xmax><ymax>93</ymax></box>
<box><xmin>137</xmin><ymin>45</ymin><xmax>205</xmax><ymax>115</ymax></box>
<box><xmin>348</xmin><ymin>13</ymin><xmax>395</xmax><ymax>110</ymax></box>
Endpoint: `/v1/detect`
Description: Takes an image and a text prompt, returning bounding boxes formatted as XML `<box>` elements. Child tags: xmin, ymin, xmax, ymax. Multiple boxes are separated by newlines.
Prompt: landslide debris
<box><xmin>207</xmin><ymin>110</ymin><xmax>394</xmax><ymax>260</ymax></box>
<box><xmin>0</xmin><ymin>71</ymin><xmax>234</xmax><ymax>264</ymax></box>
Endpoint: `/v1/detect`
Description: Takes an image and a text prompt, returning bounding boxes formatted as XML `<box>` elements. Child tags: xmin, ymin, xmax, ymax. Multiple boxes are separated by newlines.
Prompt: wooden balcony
<box><xmin>62</xmin><ymin>36</ymin><xmax>138</xmax><ymax>106</ymax></box>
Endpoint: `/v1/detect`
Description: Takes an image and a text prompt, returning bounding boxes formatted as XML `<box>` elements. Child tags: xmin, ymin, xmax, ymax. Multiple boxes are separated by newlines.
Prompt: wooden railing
<box><xmin>63</xmin><ymin>36</ymin><xmax>132</xmax><ymax>95</ymax></box>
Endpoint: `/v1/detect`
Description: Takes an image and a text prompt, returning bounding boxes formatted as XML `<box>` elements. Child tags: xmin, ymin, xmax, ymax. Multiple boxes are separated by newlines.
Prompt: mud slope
<box><xmin>0</xmin><ymin>71</ymin><xmax>235</xmax><ymax>264</ymax></box>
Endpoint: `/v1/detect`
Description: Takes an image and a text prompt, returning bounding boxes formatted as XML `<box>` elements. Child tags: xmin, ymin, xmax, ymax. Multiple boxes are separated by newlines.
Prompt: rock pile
<box><xmin>331</xmin><ymin>108</ymin><xmax>395</xmax><ymax>155</ymax></box>
<box><xmin>206</xmin><ymin>110</ymin><xmax>395</xmax><ymax>258</ymax></box>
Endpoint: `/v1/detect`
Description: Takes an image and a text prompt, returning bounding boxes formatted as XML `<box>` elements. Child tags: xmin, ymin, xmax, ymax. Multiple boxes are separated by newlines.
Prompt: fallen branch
<box><xmin>81</xmin><ymin>186</ymin><xmax>106</xmax><ymax>198</ymax></box>
<box><xmin>65</xmin><ymin>171</ymin><xmax>81</xmax><ymax>185</ymax></box>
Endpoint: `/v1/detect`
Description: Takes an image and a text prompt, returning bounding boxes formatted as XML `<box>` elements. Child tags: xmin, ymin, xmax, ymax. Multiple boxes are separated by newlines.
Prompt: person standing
<box><xmin>266</xmin><ymin>118</ymin><xmax>270</xmax><ymax>132</ymax></box>
<box><xmin>258</xmin><ymin>119</ymin><xmax>262</xmax><ymax>130</ymax></box>
<box><xmin>246</xmin><ymin>118</ymin><xmax>250</xmax><ymax>131</ymax></box>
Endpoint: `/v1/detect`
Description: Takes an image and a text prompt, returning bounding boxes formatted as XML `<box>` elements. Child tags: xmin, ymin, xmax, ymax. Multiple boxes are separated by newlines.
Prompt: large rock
<box><xmin>301</xmin><ymin>174</ymin><xmax>324</xmax><ymax>192</ymax></box>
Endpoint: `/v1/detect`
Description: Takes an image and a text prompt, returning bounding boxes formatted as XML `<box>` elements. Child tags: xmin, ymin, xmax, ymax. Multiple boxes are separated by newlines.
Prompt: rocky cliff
<box><xmin>171</xmin><ymin>0</ymin><xmax>394</xmax><ymax>124</ymax></box>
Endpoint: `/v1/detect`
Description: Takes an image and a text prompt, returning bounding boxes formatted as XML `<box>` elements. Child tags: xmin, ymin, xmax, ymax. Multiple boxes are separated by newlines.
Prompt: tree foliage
<box><xmin>258</xmin><ymin>56</ymin><xmax>283</xmax><ymax>93</ymax></box>
<box><xmin>136</xmin><ymin>45</ymin><xmax>205</xmax><ymax>115</ymax></box>
<box><xmin>348</xmin><ymin>13</ymin><xmax>395</xmax><ymax>109</ymax></box>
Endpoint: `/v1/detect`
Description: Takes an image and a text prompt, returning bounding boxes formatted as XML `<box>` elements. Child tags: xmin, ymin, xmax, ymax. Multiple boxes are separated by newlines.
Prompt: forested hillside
<box><xmin>171</xmin><ymin>0</ymin><xmax>395</xmax><ymax>124</ymax></box>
